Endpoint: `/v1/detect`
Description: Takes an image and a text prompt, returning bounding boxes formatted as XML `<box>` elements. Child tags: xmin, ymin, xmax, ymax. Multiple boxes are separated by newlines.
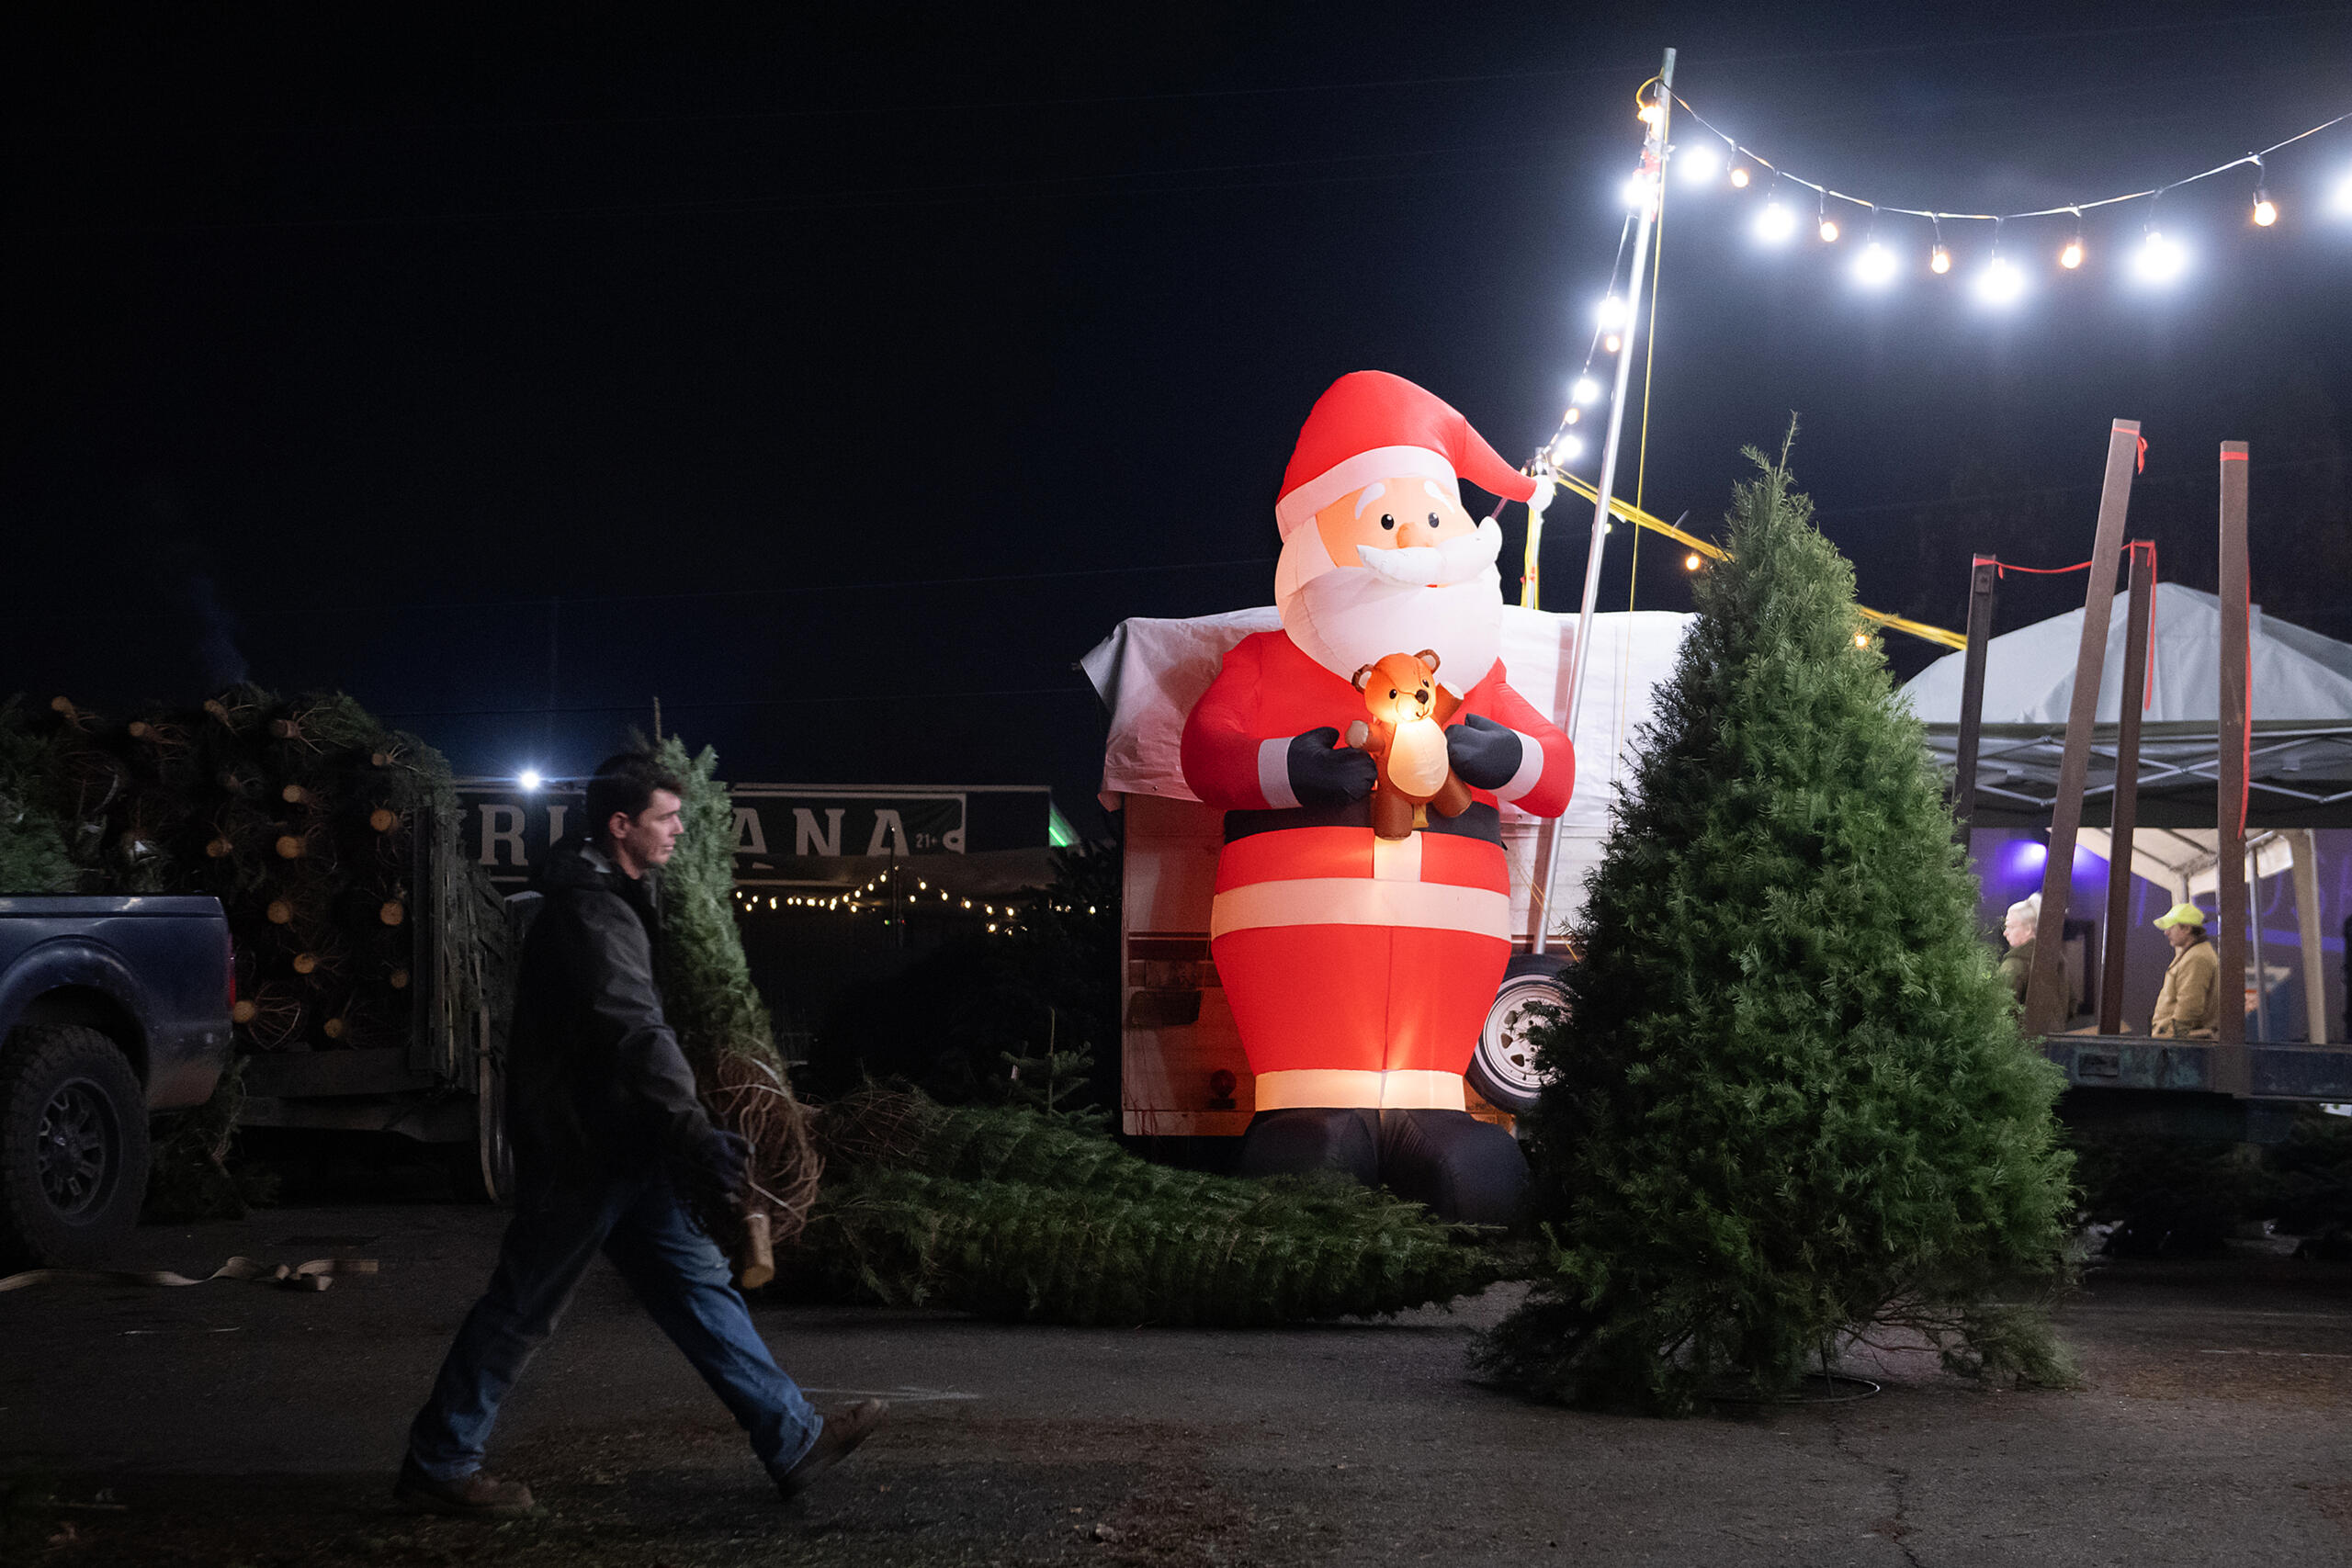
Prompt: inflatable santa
<box><xmin>1180</xmin><ymin>371</ymin><xmax>1574</xmax><ymax>1224</ymax></box>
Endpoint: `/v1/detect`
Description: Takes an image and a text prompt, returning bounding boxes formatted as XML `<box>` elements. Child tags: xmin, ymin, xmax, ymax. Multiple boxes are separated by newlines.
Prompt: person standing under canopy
<box><xmin>2149</xmin><ymin>901</ymin><xmax>2222</xmax><ymax>1040</ymax></box>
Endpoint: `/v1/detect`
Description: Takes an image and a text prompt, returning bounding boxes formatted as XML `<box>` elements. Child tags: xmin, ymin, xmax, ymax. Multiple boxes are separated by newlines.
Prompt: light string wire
<box><xmin>1669</xmin><ymin>96</ymin><xmax>2352</xmax><ymax>224</ymax></box>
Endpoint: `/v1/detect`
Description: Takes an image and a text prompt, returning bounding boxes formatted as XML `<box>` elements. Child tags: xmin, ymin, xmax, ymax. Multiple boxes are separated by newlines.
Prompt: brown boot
<box><xmin>775</xmin><ymin>1400</ymin><xmax>888</xmax><ymax>1501</ymax></box>
<box><xmin>393</xmin><ymin>1457</ymin><xmax>537</xmax><ymax>1517</ymax></box>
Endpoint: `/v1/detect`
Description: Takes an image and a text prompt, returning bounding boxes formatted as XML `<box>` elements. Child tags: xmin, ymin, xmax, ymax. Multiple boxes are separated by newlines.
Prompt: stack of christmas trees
<box><xmin>0</xmin><ymin>688</ymin><xmax>493</xmax><ymax>1057</ymax></box>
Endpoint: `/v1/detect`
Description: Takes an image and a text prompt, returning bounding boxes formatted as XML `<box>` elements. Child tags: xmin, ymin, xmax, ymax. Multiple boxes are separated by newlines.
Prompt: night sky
<box><xmin>6</xmin><ymin>5</ymin><xmax>2349</xmax><ymax>832</ymax></box>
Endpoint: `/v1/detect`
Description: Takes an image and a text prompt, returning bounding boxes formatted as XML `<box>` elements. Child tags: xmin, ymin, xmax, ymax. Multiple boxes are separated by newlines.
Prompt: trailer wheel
<box><xmin>1467</xmin><ymin>954</ymin><xmax>1571</xmax><ymax>1116</ymax></box>
<box><xmin>0</xmin><ymin>1025</ymin><xmax>153</xmax><ymax>1270</ymax></box>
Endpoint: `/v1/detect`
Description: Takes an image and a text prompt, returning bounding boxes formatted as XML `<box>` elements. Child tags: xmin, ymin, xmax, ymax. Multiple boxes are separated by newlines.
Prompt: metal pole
<box><xmin>1532</xmin><ymin>47</ymin><xmax>1673</xmax><ymax>956</ymax></box>
<box><xmin>1951</xmin><ymin>556</ymin><xmax>1997</xmax><ymax>845</ymax></box>
<box><xmin>2215</xmin><ymin>440</ymin><xmax>2252</xmax><ymax>1092</ymax></box>
<box><xmin>2098</xmin><ymin>540</ymin><xmax>2154</xmax><ymax>1033</ymax></box>
<box><xmin>2025</xmin><ymin>420</ymin><xmax>2140</xmax><ymax>1036</ymax></box>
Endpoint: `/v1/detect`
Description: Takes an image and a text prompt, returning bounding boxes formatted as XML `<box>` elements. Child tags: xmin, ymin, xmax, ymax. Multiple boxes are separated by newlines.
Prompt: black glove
<box><xmin>1285</xmin><ymin>727</ymin><xmax>1377</xmax><ymax>807</ymax></box>
<box><xmin>1445</xmin><ymin>713</ymin><xmax>1525</xmax><ymax>791</ymax></box>
<box><xmin>689</xmin><ymin>1127</ymin><xmax>752</xmax><ymax>1200</ymax></box>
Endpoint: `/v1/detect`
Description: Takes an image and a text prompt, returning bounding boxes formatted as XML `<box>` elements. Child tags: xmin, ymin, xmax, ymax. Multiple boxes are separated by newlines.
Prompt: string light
<box><xmin>1571</xmin><ymin>375</ymin><xmax>1601</xmax><ymax>404</ymax></box>
<box><xmin>1853</xmin><ymin>632</ymin><xmax>1871</xmax><ymax>649</ymax></box>
<box><xmin>2134</xmin><ymin>221</ymin><xmax>2187</xmax><ymax>284</ymax></box>
<box><xmin>1815</xmin><ymin>193</ymin><xmax>1838</xmax><ymax>243</ymax></box>
<box><xmin>1854</xmin><ymin>238</ymin><xmax>1897</xmax><ymax>287</ymax></box>
<box><xmin>1728</xmin><ymin>165</ymin><xmax>1750</xmax><ymax>188</ymax></box>
<box><xmin>1552</xmin><ymin>433</ymin><xmax>1585</xmax><ymax>464</ymax></box>
<box><xmin>2059</xmin><ymin>220</ymin><xmax>2085</xmax><ymax>270</ymax></box>
<box><xmin>1929</xmin><ymin>215</ymin><xmax>1952</xmax><ymax>275</ymax></box>
<box><xmin>1602</xmin><ymin>332</ymin><xmax>1623</xmax><ymax>353</ymax></box>
<box><xmin>1755</xmin><ymin>185</ymin><xmax>1796</xmax><ymax>244</ymax></box>
<box><xmin>1678</xmin><ymin>140</ymin><xmax>1720</xmax><ymax>185</ymax></box>
<box><xmin>1683</xmin><ymin>552</ymin><xmax>1702</xmax><ymax>571</ymax></box>
<box><xmin>1595</xmin><ymin>294</ymin><xmax>1628</xmax><ymax>328</ymax></box>
<box><xmin>1973</xmin><ymin>222</ymin><xmax>2025</xmax><ymax>306</ymax></box>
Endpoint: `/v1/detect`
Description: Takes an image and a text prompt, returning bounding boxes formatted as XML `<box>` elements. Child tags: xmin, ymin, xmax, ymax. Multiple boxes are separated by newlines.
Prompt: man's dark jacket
<box><xmin>508</xmin><ymin>839</ymin><xmax>721</xmax><ymax>1189</ymax></box>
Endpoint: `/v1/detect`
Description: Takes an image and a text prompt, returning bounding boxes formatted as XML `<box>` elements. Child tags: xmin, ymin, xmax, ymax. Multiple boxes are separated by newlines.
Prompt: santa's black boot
<box><xmin>1378</xmin><ymin>1109</ymin><xmax>1527</xmax><ymax>1226</ymax></box>
<box><xmin>1235</xmin><ymin>1107</ymin><xmax>1379</xmax><ymax>1187</ymax></box>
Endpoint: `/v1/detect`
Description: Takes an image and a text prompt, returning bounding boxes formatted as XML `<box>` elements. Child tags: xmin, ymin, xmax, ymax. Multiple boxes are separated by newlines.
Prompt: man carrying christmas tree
<box><xmin>397</xmin><ymin>752</ymin><xmax>882</xmax><ymax>1517</ymax></box>
<box><xmin>1181</xmin><ymin>371</ymin><xmax>1573</xmax><ymax>1224</ymax></box>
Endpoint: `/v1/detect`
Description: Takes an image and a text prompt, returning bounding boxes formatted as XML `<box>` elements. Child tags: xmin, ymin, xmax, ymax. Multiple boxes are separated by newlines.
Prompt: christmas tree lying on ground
<box><xmin>1476</xmin><ymin>439</ymin><xmax>2075</xmax><ymax>1413</ymax></box>
<box><xmin>650</xmin><ymin>739</ymin><xmax>1501</xmax><ymax>1324</ymax></box>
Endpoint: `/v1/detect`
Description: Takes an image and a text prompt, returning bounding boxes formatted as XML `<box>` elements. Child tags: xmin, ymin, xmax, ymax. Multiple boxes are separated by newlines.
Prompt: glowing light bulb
<box><xmin>1818</xmin><ymin>217</ymin><xmax>1839</xmax><ymax>243</ymax></box>
<box><xmin>1637</xmin><ymin>101</ymin><xmax>1662</xmax><ymax>127</ymax></box>
<box><xmin>1596</xmin><ymin>295</ymin><xmax>1628</xmax><ymax>328</ymax></box>
<box><xmin>1974</xmin><ymin>254</ymin><xmax>2025</xmax><ymax>306</ymax></box>
<box><xmin>1551</xmin><ymin>434</ymin><xmax>1585</xmax><ymax>464</ymax></box>
<box><xmin>2253</xmin><ymin>189</ymin><xmax>2277</xmax><ymax>227</ymax></box>
<box><xmin>2059</xmin><ymin>238</ymin><xmax>2084</xmax><ymax>269</ymax></box>
<box><xmin>1564</xmin><ymin>406</ymin><xmax>1580</xmax><ymax>424</ymax></box>
<box><xmin>1602</xmin><ymin>333</ymin><xmax>1623</xmax><ymax>353</ymax></box>
<box><xmin>1678</xmin><ymin>141</ymin><xmax>1720</xmax><ymax>184</ymax></box>
<box><xmin>1854</xmin><ymin>632</ymin><xmax>1871</xmax><ymax>649</ymax></box>
<box><xmin>1929</xmin><ymin>245</ymin><xmax>1952</xmax><ymax>275</ymax></box>
<box><xmin>1729</xmin><ymin>166</ymin><xmax>1750</xmax><ymax>188</ymax></box>
<box><xmin>2133</xmin><ymin>229</ymin><xmax>2186</xmax><ymax>283</ymax></box>
<box><xmin>2334</xmin><ymin>172</ymin><xmax>2352</xmax><ymax>215</ymax></box>
<box><xmin>1620</xmin><ymin>171</ymin><xmax>1657</xmax><ymax>210</ymax></box>
<box><xmin>1755</xmin><ymin>199</ymin><xmax>1795</xmax><ymax>243</ymax></box>
<box><xmin>1853</xmin><ymin>241</ymin><xmax>1896</xmax><ymax>287</ymax></box>
<box><xmin>1683</xmin><ymin>552</ymin><xmax>1702</xmax><ymax>571</ymax></box>
<box><xmin>1572</xmin><ymin>375</ymin><xmax>1601</xmax><ymax>404</ymax></box>
<box><xmin>518</xmin><ymin>769</ymin><xmax>542</xmax><ymax>791</ymax></box>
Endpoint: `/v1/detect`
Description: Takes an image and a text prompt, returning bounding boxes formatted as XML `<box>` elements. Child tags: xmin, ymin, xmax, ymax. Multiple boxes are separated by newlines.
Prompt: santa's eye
<box><xmin>1428</xmin><ymin>513</ymin><xmax>1441</xmax><ymax>528</ymax></box>
<box><xmin>1379</xmin><ymin>513</ymin><xmax>1396</xmax><ymax>530</ymax></box>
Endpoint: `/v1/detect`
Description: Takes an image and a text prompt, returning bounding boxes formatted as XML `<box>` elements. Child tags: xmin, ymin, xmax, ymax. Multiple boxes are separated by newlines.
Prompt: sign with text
<box><xmin>458</xmin><ymin>784</ymin><xmax>968</xmax><ymax>888</ymax></box>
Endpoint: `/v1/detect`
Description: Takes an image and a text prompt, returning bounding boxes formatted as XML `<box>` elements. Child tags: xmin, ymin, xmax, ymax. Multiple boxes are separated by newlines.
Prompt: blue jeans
<box><xmin>407</xmin><ymin>1172</ymin><xmax>821</xmax><ymax>1482</ymax></box>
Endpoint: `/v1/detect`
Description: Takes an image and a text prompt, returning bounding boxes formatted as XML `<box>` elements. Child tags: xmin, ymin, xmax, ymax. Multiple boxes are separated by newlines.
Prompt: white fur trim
<box><xmin>1492</xmin><ymin>728</ymin><xmax>1545</xmax><ymax>804</ymax></box>
<box><xmin>1275</xmin><ymin>446</ymin><xmax>1458</xmax><ymax>536</ymax></box>
<box><xmin>1250</xmin><ymin>1069</ymin><xmax>1466</xmax><ymax>1112</ymax></box>
<box><xmin>1210</xmin><ymin>877</ymin><xmax>1510</xmax><ymax>939</ymax></box>
<box><xmin>1257</xmin><ymin>736</ymin><xmax>1300</xmax><ymax>810</ymax></box>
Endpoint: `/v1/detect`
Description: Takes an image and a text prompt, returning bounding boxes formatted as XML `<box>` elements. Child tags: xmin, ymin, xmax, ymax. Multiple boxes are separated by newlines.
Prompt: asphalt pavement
<box><xmin>3</xmin><ymin>1202</ymin><xmax>2348</xmax><ymax>1566</ymax></box>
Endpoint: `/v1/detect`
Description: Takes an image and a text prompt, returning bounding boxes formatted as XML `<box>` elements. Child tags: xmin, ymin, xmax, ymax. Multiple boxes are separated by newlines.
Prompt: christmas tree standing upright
<box><xmin>1478</xmin><ymin>442</ymin><xmax>2075</xmax><ymax>1413</ymax></box>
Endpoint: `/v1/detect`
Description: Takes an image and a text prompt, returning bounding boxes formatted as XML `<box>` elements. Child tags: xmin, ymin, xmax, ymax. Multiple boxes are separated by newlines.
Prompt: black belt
<box><xmin>1222</xmin><ymin>800</ymin><xmax>1502</xmax><ymax>847</ymax></box>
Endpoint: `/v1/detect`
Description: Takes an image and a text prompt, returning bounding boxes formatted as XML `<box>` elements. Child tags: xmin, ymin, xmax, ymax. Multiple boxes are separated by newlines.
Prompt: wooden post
<box><xmin>2098</xmin><ymin>540</ymin><xmax>2155</xmax><ymax>1033</ymax></box>
<box><xmin>2214</xmin><ymin>440</ymin><xmax>2252</xmax><ymax>1093</ymax></box>
<box><xmin>1951</xmin><ymin>557</ymin><xmax>1998</xmax><ymax>845</ymax></box>
<box><xmin>2289</xmin><ymin>829</ymin><xmax>2327</xmax><ymax>1043</ymax></box>
<box><xmin>2026</xmin><ymin>421</ymin><xmax>2141</xmax><ymax>1036</ymax></box>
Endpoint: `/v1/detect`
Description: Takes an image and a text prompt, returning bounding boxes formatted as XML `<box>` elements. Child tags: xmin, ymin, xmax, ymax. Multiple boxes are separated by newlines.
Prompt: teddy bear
<box><xmin>1346</xmin><ymin>650</ymin><xmax>1475</xmax><ymax>840</ymax></box>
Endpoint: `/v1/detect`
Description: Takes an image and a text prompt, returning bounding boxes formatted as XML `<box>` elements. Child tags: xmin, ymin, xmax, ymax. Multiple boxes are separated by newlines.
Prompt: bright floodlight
<box><xmin>1571</xmin><ymin>376</ymin><xmax>1601</xmax><ymax>404</ymax></box>
<box><xmin>1596</xmin><ymin>294</ymin><xmax>1629</xmax><ymax>328</ymax></box>
<box><xmin>1974</xmin><ymin>254</ymin><xmax>2026</xmax><ymax>306</ymax></box>
<box><xmin>519</xmin><ymin>769</ymin><xmax>543</xmax><ymax>791</ymax></box>
<box><xmin>1678</xmin><ymin>141</ymin><xmax>1720</xmax><ymax>184</ymax></box>
<box><xmin>1551</xmin><ymin>434</ymin><xmax>1585</xmax><ymax>464</ymax></box>
<box><xmin>1853</xmin><ymin>241</ymin><xmax>1897</xmax><ymax>286</ymax></box>
<box><xmin>1755</xmin><ymin>199</ymin><xmax>1796</xmax><ymax>243</ymax></box>
<box><xmin>2133</xmin><ymin>229</ymin><xmax>2187</xmax><ymax>283</ymax></box>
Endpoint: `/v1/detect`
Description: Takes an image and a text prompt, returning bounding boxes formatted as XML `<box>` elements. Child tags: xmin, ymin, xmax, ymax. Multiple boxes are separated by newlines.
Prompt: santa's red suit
<box><xmin>1180</xmin><ymin>371</ymin><xmax>1574</xmax><ymax>1120</ymax></box>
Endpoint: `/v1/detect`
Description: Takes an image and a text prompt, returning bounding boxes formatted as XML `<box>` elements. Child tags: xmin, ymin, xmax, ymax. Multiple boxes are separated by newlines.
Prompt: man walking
<box><xmin>396</xmin><ymin>751</ymin><xmax>882</xmax><ymax>1517</ymax></box>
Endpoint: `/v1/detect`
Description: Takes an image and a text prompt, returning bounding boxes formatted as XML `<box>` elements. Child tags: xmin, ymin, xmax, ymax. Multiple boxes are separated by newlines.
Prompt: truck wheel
<box><xmin>1466</xmin><ymin>954</ymin><xmax>1571</xmax><ymax>1116</ymax></box>
<box><xmin>0</xmin><ymin>1025</ymin><xmax>153</xmax><ymax>1270</ymax></box>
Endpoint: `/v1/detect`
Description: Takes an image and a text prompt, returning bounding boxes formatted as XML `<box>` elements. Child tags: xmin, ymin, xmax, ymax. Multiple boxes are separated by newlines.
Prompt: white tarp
<box><xmin>1900</xmin><ymin>582</ymin><xmax>2352</xmax><ymax>725</ymax></box>
<box><xmin>1080</xmin><ymin>605</ymin><xmax>1694</xmax><ymax>837</ymax></box>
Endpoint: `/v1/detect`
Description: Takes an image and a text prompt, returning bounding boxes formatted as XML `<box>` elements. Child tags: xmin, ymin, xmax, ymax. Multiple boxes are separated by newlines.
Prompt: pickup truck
<box><xmin>0</xmin><ymin>895</ymin><xmax>233</xmax><ymax>1269</ymax></box>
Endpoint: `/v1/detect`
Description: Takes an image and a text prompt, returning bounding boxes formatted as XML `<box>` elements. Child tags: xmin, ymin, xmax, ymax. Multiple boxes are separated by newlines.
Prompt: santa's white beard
<box><xmin>1278</xmin><ymin>527</ymin><xmax>1503</xmax><ymax>696</ymax></box>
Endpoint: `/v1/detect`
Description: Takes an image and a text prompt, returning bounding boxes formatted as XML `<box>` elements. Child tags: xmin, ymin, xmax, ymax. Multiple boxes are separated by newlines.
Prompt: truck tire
<box><xmin>0</xmin><ymin>1025</ymin><xmax>153</xmax><ymax>1270</ymax></box>
<box><xmin>1466</xmin><ymin>953</ymin><xmax>1571</xmax><ymax>1116</ymax></box>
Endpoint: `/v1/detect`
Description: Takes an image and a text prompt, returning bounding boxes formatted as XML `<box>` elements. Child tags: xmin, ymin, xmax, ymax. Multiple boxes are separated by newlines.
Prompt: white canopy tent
<box><xmin>1903</xmin><ymin>586</ymin><xmax>2352</xmax><ymax>1043</ymax></box>
<box><xmin>1900</xmin><ymin>585</ymin><xmax>2352</xmax><ymax>828</ymax></box>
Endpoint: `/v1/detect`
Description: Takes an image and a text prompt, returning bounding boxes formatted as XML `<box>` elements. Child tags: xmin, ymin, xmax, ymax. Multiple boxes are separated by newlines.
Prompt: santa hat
<box><xmin>1274</xmin><ymin>371</ymin><xmax>1538</xmax><ymax>537</ymax></box>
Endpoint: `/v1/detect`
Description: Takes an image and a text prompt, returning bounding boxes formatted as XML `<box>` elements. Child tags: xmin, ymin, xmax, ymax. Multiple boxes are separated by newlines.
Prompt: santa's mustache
<box><xmin>1355</xmin><ymin>517</ymin><xmax>1504</xmax><ymax>588</ymax></box>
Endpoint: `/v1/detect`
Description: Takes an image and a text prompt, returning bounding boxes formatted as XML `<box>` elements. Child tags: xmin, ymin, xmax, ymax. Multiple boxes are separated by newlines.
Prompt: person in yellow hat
<box><xmin>2150</xmin><ymin>902</ymin><xmax>2221</xmax><ymax>1039</ymax></box>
